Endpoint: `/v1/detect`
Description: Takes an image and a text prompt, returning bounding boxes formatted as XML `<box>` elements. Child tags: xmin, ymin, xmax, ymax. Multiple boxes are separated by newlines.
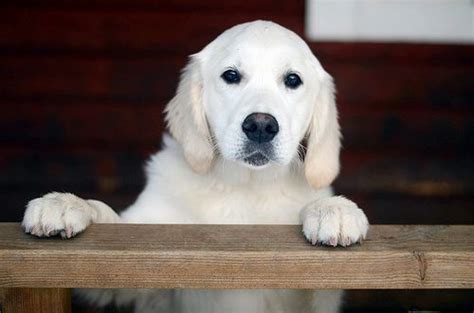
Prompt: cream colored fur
<box><xmin>22</xmin><ymin>21</ymin><xmax>369</xmax><ymax>313</ymax></box>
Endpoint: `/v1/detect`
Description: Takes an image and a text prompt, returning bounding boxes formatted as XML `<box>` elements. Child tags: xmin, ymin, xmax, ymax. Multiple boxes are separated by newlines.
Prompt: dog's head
<box><xmin>165</xmin><ymin>21</ymin><xmax>340</xmax><ymax>189</ymax></box>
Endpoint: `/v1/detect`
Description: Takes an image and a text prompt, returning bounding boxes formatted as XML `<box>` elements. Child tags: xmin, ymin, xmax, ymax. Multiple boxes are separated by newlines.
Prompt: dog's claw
<box><xmin>327</xmin><ymin>237</ymin><xmax>338</xmax><ymax>247</ymax></box>
<box><xmin>341</xmin><ymin>236</ymin><xmax>351</xmax><ymax>247</ymax></box>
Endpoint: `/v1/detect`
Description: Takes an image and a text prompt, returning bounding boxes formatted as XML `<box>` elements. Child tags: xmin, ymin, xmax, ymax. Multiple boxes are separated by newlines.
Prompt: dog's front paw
<box><xmin>301</xmin><ymin>196</ymin><xmax>369</xmax><ymax>247</ymax></box>
<box><xmin>22</xmin><ymin>192</ymin><xmax>95</xmax><ymax>239</ymax></box>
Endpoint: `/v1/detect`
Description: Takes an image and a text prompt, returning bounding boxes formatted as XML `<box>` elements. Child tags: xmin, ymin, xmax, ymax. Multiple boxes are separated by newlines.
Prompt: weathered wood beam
<box><xmin>0</xmin><ymin>223</ymin><xmax>473</xmax><ymax>289</ymax></box>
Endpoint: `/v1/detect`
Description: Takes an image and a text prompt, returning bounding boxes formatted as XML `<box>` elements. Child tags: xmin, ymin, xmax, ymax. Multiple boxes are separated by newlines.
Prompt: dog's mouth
<box><xmin>238</xmin><ymin>141</ymin><xmax>275</xmax><ymax>168</ymax></box>
<box><xmin>243</xmin><ymin>152</ymin><xmax>270</xmax><ymax>167</ymax></box>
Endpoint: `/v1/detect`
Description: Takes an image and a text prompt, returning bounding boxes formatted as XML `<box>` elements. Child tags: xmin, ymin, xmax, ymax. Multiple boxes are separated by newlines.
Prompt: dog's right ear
<box><xmin>165</xmin><ymin>55</ymin><xmax>214</xmax><ymax>174</ymax></box>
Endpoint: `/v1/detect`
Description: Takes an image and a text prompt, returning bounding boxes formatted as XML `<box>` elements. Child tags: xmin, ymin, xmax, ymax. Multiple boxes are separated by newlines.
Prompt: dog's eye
<box><xmin>221</xmin><ymin>69</ymin><xmax>241</xmax><ymax>84</ymax></box>
<box><xmin>284</xmin><ymin>73</ymin><xmax>303</xmax><ymax>89</ymax></box>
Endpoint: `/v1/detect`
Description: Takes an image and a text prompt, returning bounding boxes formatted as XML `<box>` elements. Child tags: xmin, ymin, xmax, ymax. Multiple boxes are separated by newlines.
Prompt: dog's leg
<box><xmin>22</xmin><ymin>192</ymin><xmax>120</xmax><ymax>239</ymax></box>
<box><xmin>300</xmin><ymin>196</ymin><xmax>369</xmax><ymax>247</ymax></box>
<box><xmin>310</xmin><ymin>290</ymin><xmax>343</xmax><ymax>313</ymax></box>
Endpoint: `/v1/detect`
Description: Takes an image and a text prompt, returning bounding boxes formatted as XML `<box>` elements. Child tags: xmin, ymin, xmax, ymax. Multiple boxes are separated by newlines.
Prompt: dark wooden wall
<box><xmin>1</xmin><ymin>0</ymin><xmax>473</xmax><ymax>311</ymax></box>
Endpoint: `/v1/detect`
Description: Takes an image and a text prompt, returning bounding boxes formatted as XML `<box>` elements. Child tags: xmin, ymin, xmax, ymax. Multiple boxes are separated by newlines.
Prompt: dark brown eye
<box><xmin>221</xmin><ymin>69</ymin><xmax>241</xmax><ymax>84</ymax></box>
<box><xmin>284</xmin><ymin>73</ymin><xmax>303</xmax><ymax>89</ymax></box>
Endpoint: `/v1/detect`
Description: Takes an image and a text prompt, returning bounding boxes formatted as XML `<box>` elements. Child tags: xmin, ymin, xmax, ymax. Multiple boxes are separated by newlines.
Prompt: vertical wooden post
<box><xmin>3</xmin><ymin>288</ymin><xmax>71</xmax><ymax>313</ymax></box>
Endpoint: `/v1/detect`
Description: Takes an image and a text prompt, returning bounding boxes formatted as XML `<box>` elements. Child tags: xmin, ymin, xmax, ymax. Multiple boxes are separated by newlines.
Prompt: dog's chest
<box><xmin>174</xmin><ymin>182</ymin><xmax>315</xmax><ymax>224</ymax></box>
<box><xmin>111</xmin><ymin>289</ymin><xmax>316</xmax><ymax>313</ymax></box>
<box><xmin>124</xmin><ymin>148</ymin><xmax>332</xmax><ymax>224</ymax></box>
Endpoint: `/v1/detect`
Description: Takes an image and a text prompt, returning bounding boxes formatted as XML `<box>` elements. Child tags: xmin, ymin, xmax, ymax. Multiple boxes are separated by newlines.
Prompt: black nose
<box><xmin>242</xmin><ymin>113</ymin><xmax>279</xmax><ymax>143</ymax></box>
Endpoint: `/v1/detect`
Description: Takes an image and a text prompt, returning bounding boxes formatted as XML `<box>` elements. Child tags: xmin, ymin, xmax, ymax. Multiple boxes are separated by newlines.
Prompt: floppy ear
<box><xmin>304</xmin><ymin>72</ymin><xmax>341</xmax><ymax>189</ymax></box>
<box><xmin>165</xmin><ymin>56</ymin><xmax>214</xmax><ymax>174</ymax></box>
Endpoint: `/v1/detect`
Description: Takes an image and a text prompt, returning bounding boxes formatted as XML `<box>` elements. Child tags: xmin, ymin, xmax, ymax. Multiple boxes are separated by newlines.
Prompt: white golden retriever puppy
<box><xmin>22</xmin><ymin>20</ymin><xmax>369</xmax><ymax>312</ymax></box>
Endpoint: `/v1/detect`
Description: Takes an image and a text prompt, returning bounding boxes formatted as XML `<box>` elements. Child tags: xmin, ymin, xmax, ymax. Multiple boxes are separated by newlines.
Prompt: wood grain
<box><xmin>0</xmin><ymin>224</ymin><xmax>473</xmax><ymax>289</ymax></box>
<box><xmin>2</xmin><ymin>288</ymin><xmax>71</xmax><ymax>313</ymax></box>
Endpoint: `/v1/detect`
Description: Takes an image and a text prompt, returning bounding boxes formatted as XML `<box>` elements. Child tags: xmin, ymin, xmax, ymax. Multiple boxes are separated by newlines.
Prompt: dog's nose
<box><xmin>242</xmin><ymin>113</ymin><xmax>279</xmax><ymax>143</ymax></box>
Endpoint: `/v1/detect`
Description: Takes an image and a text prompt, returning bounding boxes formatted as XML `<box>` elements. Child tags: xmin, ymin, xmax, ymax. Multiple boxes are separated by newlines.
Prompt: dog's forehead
<box><xmin>223</xmin><ymin>44</ymin><xmax>305</xmax><ymax>73</ymax></box>
<box><xmin>200</xmin><ymin>21</ymin><xmax>312</xmax><ymax>66</ymax></box>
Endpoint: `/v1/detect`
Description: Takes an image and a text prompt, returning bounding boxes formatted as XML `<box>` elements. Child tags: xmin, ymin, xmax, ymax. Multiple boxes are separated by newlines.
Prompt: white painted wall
<box><xmin>306</xmin><ymin>0</ymin><xmax>474</xmax><ymax>43</ymax></box>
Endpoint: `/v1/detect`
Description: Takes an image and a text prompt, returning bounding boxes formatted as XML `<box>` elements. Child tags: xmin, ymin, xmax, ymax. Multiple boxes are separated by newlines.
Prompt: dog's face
<box><xmin>166</xmin><ymin>21</ymin><xmax>341</xmax><ymax>189</ymax></box>
<box><xmin>200</xmin><ymin>27</ymin><xmax>319</xmax><ymax>169</ymax></box>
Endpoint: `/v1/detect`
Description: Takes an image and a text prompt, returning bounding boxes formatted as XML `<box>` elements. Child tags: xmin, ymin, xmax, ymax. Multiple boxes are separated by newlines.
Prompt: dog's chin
<box><xmin>241</xmin><ymin>152</ymin><xmax>271</xmax><ymax>169</ymax></box>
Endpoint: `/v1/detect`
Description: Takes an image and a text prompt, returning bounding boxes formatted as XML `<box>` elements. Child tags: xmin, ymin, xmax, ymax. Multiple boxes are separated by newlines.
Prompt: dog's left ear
<box><xmin>304</xmin><ymin>71</ymin><xmax>341</xmax><ymax>189</ymax></box>
<box><xmin>165</xmin><ymin>55</ymin><xmax>214</xmax><ymax>174</ymax></box>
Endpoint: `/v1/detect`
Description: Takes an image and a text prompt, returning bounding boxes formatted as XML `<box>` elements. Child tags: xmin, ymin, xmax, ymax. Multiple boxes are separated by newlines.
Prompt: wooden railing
<box><xmin>1</xmin><ymin>223</ymin><xmax>473</xmax><ymax>312</ymax></box>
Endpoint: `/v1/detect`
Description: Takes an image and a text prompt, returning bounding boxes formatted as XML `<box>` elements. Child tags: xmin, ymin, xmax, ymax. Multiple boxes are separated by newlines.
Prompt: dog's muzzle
<box><xmin>240</xmin><ymin>113</ymin><xmax>278</xmax><ymax>167</ymax></box>
<box><xmin>241</xmin><ymin>113</ymin><xmax>279</xmax><ymax>143</ymax></box>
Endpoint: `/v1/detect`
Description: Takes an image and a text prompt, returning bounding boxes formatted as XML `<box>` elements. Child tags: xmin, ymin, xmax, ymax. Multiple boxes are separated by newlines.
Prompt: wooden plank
<box><xmin>3</xmin><ymin>288</ymin><xmax>71</xmax><ymax>313</ymax></box>
<box><xmin>337</xmin><ymin>153</ymin><xmax>473</xmax><ymax>196</ymax></box>
<box><xmin>2</xmin><ymin>0</ymin><xmax>304</xmax><ymax>13</ymax></box>
<box><xmin>339</xmin><ymin>109</ymin><xmax>474</xmax><ymax>150</ymax></box>
<box><xmin>345</xmin><ymin>289</ymin><xmax>474</xmax><ymax>311</ymax></box>
<box><xmin>0</xmin><ymin>224</ymin><xmax>473</xmax><ymax>289</ymax></box>
<box><xmin>0</xmin><ymin>9</ymin><xmax>303</xmax><ymax>54</ymax></box>
<box><xmin>1</xmin><ymin>56</ymin><xmax>471</xmax><ymax>109</ymax></box>
<box><xmin>329</xmin><ymin>64</ymin><xmax>473</xmax><ymax>110</ymax></box>
<box><xmin>311</xmin><ymin>42</ymin><xmax>474</xmax><ymax>65</ymax></box>
<box><xmin>345</xmin><ymin>194</ymin><xmax>474</xmax><ymax>225</ymax></box>
<box><xmin>0</xmin><ymin>102</ymin><xmax>166</xmax><ymax>148</ymax></box>
<box><xmin>2</xmin><ymin>7</ymin><xmax>472</xmax><ymax>67</ymax></box>
<box><xmin>0</xmin><ymin>56</ymin><xmax>184</xmax><ymax>100</ymax></box>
